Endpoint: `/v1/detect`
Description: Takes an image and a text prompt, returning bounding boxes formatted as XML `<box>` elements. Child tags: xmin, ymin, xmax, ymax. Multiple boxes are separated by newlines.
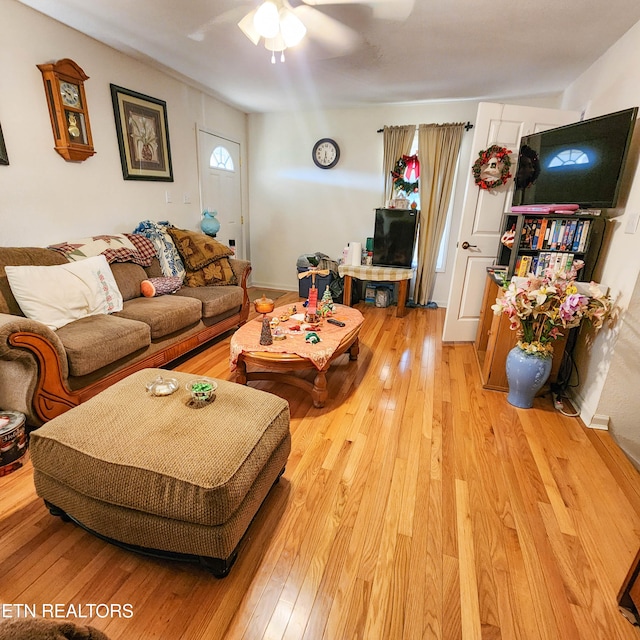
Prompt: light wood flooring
<box><xmin>2</xmin><ymin>292</ymin><xmax>640</xmax><ymax>639</ymax></box>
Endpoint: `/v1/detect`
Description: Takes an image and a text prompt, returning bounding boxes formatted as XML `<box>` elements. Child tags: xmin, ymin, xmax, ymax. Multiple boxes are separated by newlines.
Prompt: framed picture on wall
<box><xmin>110</xmin><ymin>84</ymin><xmax>173</xmax><ymax>181</ymax></box>
<box><xmin>0</xmin><ymin>123</ymin><xmax>8</xmax><ymax>165</ymax></box>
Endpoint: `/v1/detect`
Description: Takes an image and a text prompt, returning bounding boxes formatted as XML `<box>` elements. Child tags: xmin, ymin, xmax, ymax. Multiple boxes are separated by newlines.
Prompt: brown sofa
<box><xmin>0</xmin><ymin>247</ymin><xmax>251</xmax><ymax>426</ymax></box>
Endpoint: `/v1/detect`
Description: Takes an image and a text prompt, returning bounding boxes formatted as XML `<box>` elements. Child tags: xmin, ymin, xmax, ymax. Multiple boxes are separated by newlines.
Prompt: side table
<box><xmin>338</xmin><ymin>265</ymin><xmax>414</xmax><ymax>317</ymax></box>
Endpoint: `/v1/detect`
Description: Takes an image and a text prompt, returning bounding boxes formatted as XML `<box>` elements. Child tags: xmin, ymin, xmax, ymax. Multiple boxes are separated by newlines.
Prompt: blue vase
<box><xmin>201</xmin><ymin>210</ymin><xmax>220</xmax><ymax>237</ymax></box>
<box><xmin>505</xmin><ymin>346</ymin><xmax>552</xmax><ymax>409</ymax></box>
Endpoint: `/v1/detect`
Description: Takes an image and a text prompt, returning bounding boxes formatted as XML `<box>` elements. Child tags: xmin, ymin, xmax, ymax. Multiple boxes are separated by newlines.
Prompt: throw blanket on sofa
<box><xmin>48</xmin><ymin>233</ymin><xmax>156</xmax><ymax>267</ymax></box>
<box><xmin>132</xmin><ymin>220</ymin><xmax>186</xmax><ymax>280</ymax></box>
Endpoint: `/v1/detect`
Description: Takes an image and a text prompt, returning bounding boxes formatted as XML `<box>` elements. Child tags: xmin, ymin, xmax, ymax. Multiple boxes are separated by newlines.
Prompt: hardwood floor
<box><xmin>2</xmin><ymin>292</ymin><xmax>640</xmax><ymax>639</ymax></box>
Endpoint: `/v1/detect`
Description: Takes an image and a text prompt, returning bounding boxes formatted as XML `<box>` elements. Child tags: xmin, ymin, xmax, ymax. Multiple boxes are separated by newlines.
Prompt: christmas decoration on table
<box><xmin>305</xmin><ymin>331</ymin><xmax>321</xmax><ymax>344</ymax></box>
<box><xmin>298</xmin><ymin>268</ymin><xmax>328</xmax><ymax>321</ymax></box>
<box><xmin>391</xmin><ymin>154</ymin><xmax>420</xmax><ymax>195</ymax></box>
<box><xmin>259</xmin><ymin>317</ymin><xmax>273</xmax><ymax>346</ymax></box>
<box><xmin>319</xmin><ymin>285</ymin><xmax>335</xmax><ymax>316</ymax></box>
<box><xmin>304</xmin><ymin>281</ymin><xmax>320</xmax><ymax>323</ymax></box>
<box><xmin>472</xmin><ymin>145</ymin><xmax>512</xmax><ymax>190</ymax></box>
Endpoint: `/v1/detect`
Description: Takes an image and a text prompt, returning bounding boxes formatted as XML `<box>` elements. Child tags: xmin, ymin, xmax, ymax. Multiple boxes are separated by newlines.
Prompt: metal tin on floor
<box><xmin>0</xmin><ymin>410</ymin><xmax>28</xmax><ymax>476</ymax></box>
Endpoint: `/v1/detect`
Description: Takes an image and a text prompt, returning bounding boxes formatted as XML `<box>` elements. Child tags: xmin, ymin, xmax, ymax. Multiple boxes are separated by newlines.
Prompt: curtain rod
<box><xmin>376</xmin><ymin>121</ymin><xmax>474</xmax><ymax>133</ymax></box>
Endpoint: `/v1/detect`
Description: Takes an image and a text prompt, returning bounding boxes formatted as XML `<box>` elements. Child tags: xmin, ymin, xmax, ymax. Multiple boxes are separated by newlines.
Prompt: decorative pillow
<box><xmin>141</xmin><ymin>276</ymin><xmax>183</xmax><ymax>298</ymax></box>
<box><xmin>48</xmin><ymin>233</ymin><xmax>156</xmax><ymax>267</ymax></box>
<box><xmin>5</xmin><ymin>255</ymin><xmax>123</xmax><ymax>330</ymax></box>
<box><xmin>183</xmin><ymin>259</ymin><xmax>237</xmax><ymax>287</ymax></box>
<box><xmin>132</xmin><ymin>220</ymin><xmax>186</xmax><ymax>280</ymax></box>
<box><xmin>167</xmin><ymin>227</ymin><xmax>233</xmax><ymax>271</ymax></box>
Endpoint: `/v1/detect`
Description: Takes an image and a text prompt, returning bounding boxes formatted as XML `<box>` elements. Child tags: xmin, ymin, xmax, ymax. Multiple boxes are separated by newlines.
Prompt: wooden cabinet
<box><xmin>496</xmin><ymin>212</ymin><xmax>606</xmax><ymax>281</ymax></box>
<box><xmin>619</xmin><ymin>547</ymin><xmax>640</xmax><ymax>625</ymax></box>
<box><xmin>474</xmin><ymin>275</ymin><xmax>567</xmax><ymax>391</ymax></box>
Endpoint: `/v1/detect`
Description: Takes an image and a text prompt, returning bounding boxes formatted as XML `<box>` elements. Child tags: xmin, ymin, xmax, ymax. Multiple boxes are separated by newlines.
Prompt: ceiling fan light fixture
<box><xmin>279</xmin><ymin>8</ymin><xmax>306</xmax><ymax>47</ymax></box>
<box><xmin>237</xmin><ymin>10</ymin><xmax>261</xmax><ymax>45</ymax></box>
<box><xmin>253</xmin><ymin>1</ymin><xmax>280</xmax><ymax>39</ymax></box>
<box><xmin>264</xmin><ymin>33</ymin><xmax>286</xmax><ymax>53</ymax></box>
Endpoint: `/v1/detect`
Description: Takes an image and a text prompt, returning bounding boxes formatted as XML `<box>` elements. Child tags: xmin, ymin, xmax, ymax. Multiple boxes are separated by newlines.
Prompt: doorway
<box><xmin>442</xmin><ymin>103</ymin><xmax>580</xmax><ymax>342</ymax></box>
<box><xmin>198</xmin><ymin>129</ymin><xmax>244</xmax><ymax>259</ymax></box>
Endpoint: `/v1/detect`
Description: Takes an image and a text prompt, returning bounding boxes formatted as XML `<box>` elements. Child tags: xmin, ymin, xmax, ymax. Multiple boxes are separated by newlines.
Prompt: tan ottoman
<box><xmin>29</xmin><ymin>368</ymin><xmax>290</xmax><ymax>577</ymax></box>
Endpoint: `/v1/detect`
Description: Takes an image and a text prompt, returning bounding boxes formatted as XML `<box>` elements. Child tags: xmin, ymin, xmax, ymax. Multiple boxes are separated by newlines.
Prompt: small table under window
<box><xmin>338</xmin><ymin>265</ymin><xmax>414</xmax><ymax>317</ymax></box>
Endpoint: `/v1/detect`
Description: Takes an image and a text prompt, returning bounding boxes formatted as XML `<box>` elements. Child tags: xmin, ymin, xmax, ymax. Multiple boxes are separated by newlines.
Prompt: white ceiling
<box><xmin>16</xmin><ymin>0</ymin><xmax>640</xmax><ymax>113</ymax></box>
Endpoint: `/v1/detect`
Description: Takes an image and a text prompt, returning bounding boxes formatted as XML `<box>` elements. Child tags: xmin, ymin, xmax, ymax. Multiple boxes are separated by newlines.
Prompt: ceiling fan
<box><xmin>189</xmin><ymin>0</ymin><xmax>415</xmax><ymax>62</ymax></box>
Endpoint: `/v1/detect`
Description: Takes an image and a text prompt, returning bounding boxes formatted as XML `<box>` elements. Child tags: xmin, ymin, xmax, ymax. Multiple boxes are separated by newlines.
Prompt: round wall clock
<box><xmin>312</xmin><ymin>138</ymin><xmax>340</xmax><ymax>169</ymax></box>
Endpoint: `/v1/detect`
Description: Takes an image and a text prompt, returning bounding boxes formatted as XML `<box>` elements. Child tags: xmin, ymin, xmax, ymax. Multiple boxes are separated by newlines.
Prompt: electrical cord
<box><xmin>550</xmin><ymin>331</ymin><xmax>582</xmax><ymax>417</ymax></box>
<box><xmin>552</xmin><ymin>391</ymin><xmax>580</xmax><ymax>417</ymax></box>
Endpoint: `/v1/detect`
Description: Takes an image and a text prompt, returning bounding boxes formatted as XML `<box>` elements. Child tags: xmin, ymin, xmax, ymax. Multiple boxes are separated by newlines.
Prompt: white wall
<box><xmin>0</xmin><ymin>0</ymin><xmax>248</xmax><ymax>247</ymax></box>
<box><xmin>247</xmin><ymin>97</ymin><xmax>560</xmax><ymax>302</ymax></box>
<box><xmin>561</xmin><ymin>18</ymin><xmax>640</xmax><ymax>453</ymax></box>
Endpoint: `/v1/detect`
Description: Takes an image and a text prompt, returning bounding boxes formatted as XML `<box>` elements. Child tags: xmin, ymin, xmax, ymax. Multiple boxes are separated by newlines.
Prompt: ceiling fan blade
<box><xmin>293</xmin><ymin>5</ymin><xmax>362</xmax><ymax>57</ymax></box>
<box><xmin>187</xmin><ymin>5</ymin><xmax>254</xmax><ymax>42</ymax></box>
<box><xmin>301</xmin><ymin>0</ymin><xmax>415</xmax><ymax>21</ymax></box>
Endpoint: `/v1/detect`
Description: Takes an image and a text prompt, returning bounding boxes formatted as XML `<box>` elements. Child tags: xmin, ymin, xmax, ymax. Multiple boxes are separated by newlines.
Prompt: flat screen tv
<box><xmin>512</xmin><ymin>107</ymin><xmax>638</xmax><ymax>209</ymax></box>
<box><xmin>372</xmin><ymin>208</ymin><xmax>418</xmax><ymax>268</ymax></box>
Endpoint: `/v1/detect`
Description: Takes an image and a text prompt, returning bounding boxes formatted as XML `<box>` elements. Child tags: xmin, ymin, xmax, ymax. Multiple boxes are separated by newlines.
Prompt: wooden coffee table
<box><xmin>231</xmin><ymin>305</ymin><xmax>364</xmax><ymax>408</ymax></box>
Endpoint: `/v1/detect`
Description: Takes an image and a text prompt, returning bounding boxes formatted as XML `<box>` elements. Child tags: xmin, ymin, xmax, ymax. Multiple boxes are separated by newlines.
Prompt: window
<box><xmin>209</xmin><ymin>145</ymin><xmax>234</xmax><ymax>171</ymax></box>
<box><xmin>548</xmin><ymin>148</ymin><xmax>590</xmax><ymax>167</ymax></box>
<box><xmin>405</xmin><ymin>132</ymin><xmax>453</xmax><ymax>272</ymax></box>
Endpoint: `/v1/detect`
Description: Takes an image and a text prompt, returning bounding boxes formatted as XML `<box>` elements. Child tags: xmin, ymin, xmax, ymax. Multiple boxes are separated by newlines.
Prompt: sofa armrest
<box><xmin>0</xmin><ymin>313</ymin><xmax>75</xmax><ymax>424</ymax></box>
<box><xmin>229</xmin><ymin>258</ymin><xmax>251</xmax><ymax>286</ymax></box>
<box><xmin>228</xmin><ymin>258</ymin><xmax>252</xmax><ymax>324</ymax></box>
<box><xmin>0</xmin><ymin>313</ymin><xmax>69</xmax><ymax>375</ymax></box>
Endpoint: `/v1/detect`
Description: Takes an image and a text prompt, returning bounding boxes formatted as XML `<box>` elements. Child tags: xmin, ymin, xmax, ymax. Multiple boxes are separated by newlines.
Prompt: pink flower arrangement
<box><xmin>491</xmin><ymin>260</ymin><xmax>612</xmax><ymax>357</ymax></box>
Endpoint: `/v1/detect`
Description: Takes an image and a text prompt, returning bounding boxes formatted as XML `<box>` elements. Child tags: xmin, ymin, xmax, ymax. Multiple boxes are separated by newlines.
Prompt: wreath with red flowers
<box><xmin>391</xmin><ymin>155</ymin><xmax>420</xmax><ymax>193</ymax></box>
<box><xmin>472</xmin><ymin>145</ymin><xmax>513</xmax><ymax>190</ymax></box>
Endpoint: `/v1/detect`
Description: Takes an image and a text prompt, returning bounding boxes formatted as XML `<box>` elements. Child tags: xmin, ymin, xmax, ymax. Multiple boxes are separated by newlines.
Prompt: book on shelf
<box><xmin>517</xmin><ymin>255</ymin><xmax>532</xmax><ymax>276</ymax></box>
<box><xmin>571</xmin><ymin>220</ymin><xmax>584</xmax><ymax>252</ymax></box>
<box><xmin>536</xmin><ymin>218</ymin><xmax>548</xmax><ymax>249</ymax></box>
<box><xmin>532</xmin><ymin>252</ymin><xmax>576</xmax><ymax>276</ymax></box>
<box><xmin>486</xmin><ymin>264</ymin><xmax>508</xmax><ymax>285</ymax></box>
<box><xmin>510</xmin><ymin>213</ymin><xmax>597</xmax><ymax>249</ymax></box>
<box><xmin>486</xmin><ymin>264</ymin><xmax>508</xmax><ymax>276</ymax></box>
<box><xmin>577</xmin><ymin>219</ymin><xmax>591</xmax><ymax>252</ymax></box>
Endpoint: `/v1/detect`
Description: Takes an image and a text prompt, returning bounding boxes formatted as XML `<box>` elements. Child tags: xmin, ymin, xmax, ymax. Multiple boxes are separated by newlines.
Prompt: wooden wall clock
<box><xmin>37</xmin><ymin>58</ymin><xmax>95</xmax><ymax>162</ymax></box>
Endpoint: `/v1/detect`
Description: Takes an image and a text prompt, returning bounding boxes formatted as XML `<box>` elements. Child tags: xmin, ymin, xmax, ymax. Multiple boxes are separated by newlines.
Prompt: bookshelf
<box><xmin>475</xmin><ymin>211</ymin><xmax>606</xmax><ymax>392</ymax></box>
<box><xmin>495</xmin><ymin>212</ymin><xmax>606</xmax><ymax>281</ymax></box>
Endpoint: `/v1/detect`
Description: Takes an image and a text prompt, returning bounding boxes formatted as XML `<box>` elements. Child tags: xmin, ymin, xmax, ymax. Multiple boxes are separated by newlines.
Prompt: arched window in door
<box><xmin>209</xmin><ymin>145</ymin><xmax>235</xmax><ymax>171</ymax></box>
<box><xmin>548</xmin><ymin>148</ymin><xmax>590</xmax><ymax>167</ymax></box>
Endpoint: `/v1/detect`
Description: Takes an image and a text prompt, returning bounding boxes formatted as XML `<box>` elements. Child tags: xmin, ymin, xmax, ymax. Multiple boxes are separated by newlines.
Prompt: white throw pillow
<box><xmin>5</xmin><ymin>255</ymin><xmax>124</xmax><ymax>330</ymax></box>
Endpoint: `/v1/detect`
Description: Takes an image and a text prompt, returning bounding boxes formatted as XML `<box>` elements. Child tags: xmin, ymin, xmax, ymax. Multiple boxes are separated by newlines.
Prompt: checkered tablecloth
<box><xmin>338</xmin><ymin>265</ymin><xmax>414</xmax><ymax>281</ymax></box>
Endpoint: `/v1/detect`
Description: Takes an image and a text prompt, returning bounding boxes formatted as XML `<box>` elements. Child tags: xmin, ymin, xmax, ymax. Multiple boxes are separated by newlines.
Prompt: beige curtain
<box><xmin>414</xmin><ymin>122</ymin><xmax>465</xmax><ymax>306</ymax></box>
<box><xmin>382</xmin><ymin>125</ymin><xmax>415</xmax><ymax>204</ymax></box>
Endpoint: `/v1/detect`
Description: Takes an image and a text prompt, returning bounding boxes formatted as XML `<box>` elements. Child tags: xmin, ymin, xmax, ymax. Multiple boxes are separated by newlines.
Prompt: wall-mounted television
<box><xmin>372</xmin><ymin>208</ymin><xmax>418</xmax><ymax>268</ymax></box>
<box><xmin>512</xmin><ymin>107</ymin><xmax>638</xmax><ymax>209</ymax></box>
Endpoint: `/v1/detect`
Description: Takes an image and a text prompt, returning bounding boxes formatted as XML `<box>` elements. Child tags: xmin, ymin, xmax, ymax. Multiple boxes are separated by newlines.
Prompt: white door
<box><xmin>442</xmin><ymin>103</ymin><xmax>580</xmax><ymax>342</ymax></box>
<box><xmin>198</xmin><ymin>129</ymin><xmax>244</xmax><ymax>259</ymax></box>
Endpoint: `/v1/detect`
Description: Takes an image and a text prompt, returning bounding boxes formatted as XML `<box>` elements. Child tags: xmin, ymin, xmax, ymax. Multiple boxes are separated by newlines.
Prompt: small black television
<box><xmin>372</xmin><ymin>208</ymin><xmax>418</xmax><ymax>268</ymax></box>
<box><xmin>512</xmin><ymin>107</ymin><xmax>638</xmax><ymax>209</ymax></box>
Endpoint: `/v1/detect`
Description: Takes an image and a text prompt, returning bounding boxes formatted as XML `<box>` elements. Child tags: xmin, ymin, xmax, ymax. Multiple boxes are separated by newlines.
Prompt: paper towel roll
<box><xmin>350</xmin><ymin>242</ymin><xmax>362</xmax><ymax>266</ymax></box>
<box><xmin>344</xmin><ymin>245</ymin><xmax>353</xmax><ymax>265</ymax></box>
